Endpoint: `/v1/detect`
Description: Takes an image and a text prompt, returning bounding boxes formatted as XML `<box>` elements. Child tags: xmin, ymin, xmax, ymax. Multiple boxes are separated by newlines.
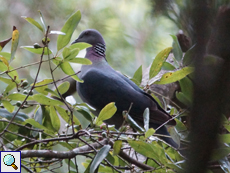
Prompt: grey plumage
<box><xmin>72</xmin><ymin>29</ymin><xmax>178</xmax><ymax>148</ymax></box>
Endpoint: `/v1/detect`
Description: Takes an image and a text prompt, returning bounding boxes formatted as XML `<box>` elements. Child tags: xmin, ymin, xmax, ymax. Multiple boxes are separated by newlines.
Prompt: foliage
<box><xmin>0</xmin><ymin>9</ymin><xmax>228</xmax><ymax>173</ymax></box>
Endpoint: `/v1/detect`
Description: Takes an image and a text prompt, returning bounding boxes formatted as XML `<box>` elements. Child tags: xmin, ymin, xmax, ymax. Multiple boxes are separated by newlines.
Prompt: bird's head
<box><xmin>71</xmin><ymin>29</ymin><xmax>105</xmax><ymax>46</ymax></box>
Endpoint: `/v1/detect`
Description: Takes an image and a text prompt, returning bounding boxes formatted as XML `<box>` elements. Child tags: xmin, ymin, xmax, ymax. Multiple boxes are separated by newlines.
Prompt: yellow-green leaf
<box><xmin>33</xmin><ymin>79</ymin><xmax>53</xmax><ymax>95</ymax></box>
<box><xmin>55</xmin><ymin>106</ymin><xmax>80</xmax><ymax>125</ymax></box>
<box><xmin>154</xmin><ymin>67</ymin><xmax>194</xmax><ymax>85</ymax></box>
<box><xmin>49</xmin><ymin>106</ymin><xmax>60</xmax><ymax>131</ymax></box>
<box><xmin>57</xmin><ymin>10</ymin><xmax>81</xmax><ymax>51</ymax></box>
<box><xmin>2</xmin><ymin>100</ymin><xmax>14</xmax><ymax>113</ymax></box>
<box><xmin>7</xmin><ymin>93</ymin><xmax>33</xmax><ymax>101</ymax></box>
<box><xmin>33</xmin><ymin>94</ymin><xmax>64</xmax><ymax>106</ymax></box>
<box><xmin>21</xmin><ymin>16</ymin><xmax>43</xmax><ymax>32</ymax></box>
<box><xmin>21</xmin><ymin>46</ymin><xmax>52</xmax><ymax>55</ymax></box>
<box><xmin>95</xmin><ymin>102</ymin><xmax>117</xmax><ymax>126</ymax></box>
<box><xmin>11</xmin><ymin>26</ymin><xmax>19</xmax><ymax>62</ymax></box>
<box><xmin>54</xmin><ymin>81</ymin><xmax>70</xmax><ymax>96</ymax></box>
<box><xmin>0</xmin><ymin>56</ymin><xmax>9</xmax><ymax>67</ymax></box>
<box><xmin>131</xmin><ymin>65</ymin><xmax>142</xmax><ymax>86</ymax></box>
<box><xmin>113</xmin><ymin>140</ymin><xmax>122</xmax><ymax>156</ymax></box>
<box><xmin>170</xmin><ymin>34</ymin><xmax>183</xmax><ymax>62</ymax></box>
<box><xmin>145</xmin><ymin>128</ymin><xmax>155</xmax><ymax>138</ymax></box>
<box><xmin>149</xmin><ymin>47</ymin><xmax>172</xmax><ymax>79</ymax></box>
<box><xmin>69</xmin><ymin>42</ymin><xmax>91</xmax><ymax>50</ymax></box>
<box><xmin>68</xmin><ymin>57</ymin><xmax>92</xmax><ymax>65</ymax></box>
<box><xmin>65</xmin><ymin>48</ymin><xmax>79</xmax><ymax>61</ymax></box>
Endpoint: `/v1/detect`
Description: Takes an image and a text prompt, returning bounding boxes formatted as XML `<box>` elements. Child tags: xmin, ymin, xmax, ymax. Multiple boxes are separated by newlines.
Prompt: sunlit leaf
<box><xmin>54</xmin><ymin>81</ymin><xmax>70</xmax><ymax>96</ymax></box>
<box><xmin>145</xmin><ymin>128</ymin><xmax>155</xmax><ymax>138</ymax></box>
<box><xmin>57</xmin><ymin>10</ymin><xmax>81</xmax><ymax>51</ymax></box>
<box><xmin>49</xmin><ymin>106</ymin><xmax>60</xmax><ymax>131</ymax></box>
<box><xmin>90</xmin><ymin>145</ymin><xmax>111</xmax><ymax>173</ymax></box>
<box><xmin>33</xmin><ymin>79</ymin><xmax>53</xmax><ymax>95</ymax></box>
<box><xmin>68</xmin><ymin>57</ymin><xmax>92</xmax><ymax>65</ymax></box>
<box><xmin>21</xmin><ymin>16</ymin><xmax>43</xmax><ymax>32</ymax></box>
<box><xmin>55</xmin><ymin>106</ymin><xmax>80</xmax><ymax>125</ymax></box>
<box><xmin>21</xmin><ymin>46</ymin><xmax>52</xmax><ymax>55</ymax></box>
<box><xmin>131</xmin><ymin>65</ymin><xmax>142</xmax><ymax>86</ymax></box>
<box><xmin>69</xmin><ymin>42</ymin><xmax>91</xmax><ymax>50</ymax></box>
<box><xmin>33</xmin><ymin>94</ymin><xmax>64</xmax><ymax>106</ymax></box>
<box><xmin>95</xmin><ymin>102</ymin><xmax>117</xmax><ymax>125</ymax></box>
<box><xmin>2</xmin><ymin>100</ymin><xmax>14</xmax><ymax>113</ymax></box>
<box><xmin>7</xmin><ymin>93</ymin><xmax>33</xmax><ymax>101</ymax></box>
<box><xmin>149</xmin><ymin>47</ymin><xmax>172</xmax><ymax>79</ymax></box>
<box><xmin>0</xmin><ymin>52</ymin><xmax>12</xmax><ymax>60</ymax></box>
<box><xmin>170</xmin><ymin>35</ymin><xmax>183</xmax><ymax>62</ymax></box>
<box><xmin>0</xmin><ymin>56</ymin><xmax>9</xmax><ymax>67</ymax></box>
<box><xmin>113</xmin><ymin>140</ymin><xmax>122</xmax><ymax>156</ymax></box>
<box><xmin>65</xmin><ymin>48</ymin><xmax>79</xmax><ymax>61</ymax></box>
<box><xmin>11</xmin><ymin>26</ymin><xmax>19</xmax><ymax>62</ymax></box>
<box><xmin>154</xmin><ymin>67</ymin><xmax>194</xmax><ymax>85</ymax></box>
<box><xmin>52</xmin><ymin>59</ymin><xmax>83</xmax><ymax>82</ymax></box>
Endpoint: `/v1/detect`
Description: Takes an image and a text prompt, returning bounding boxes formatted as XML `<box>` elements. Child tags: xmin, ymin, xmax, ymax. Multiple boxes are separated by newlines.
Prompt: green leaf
<box><xmin>54</xmin><ymin>81</ymin><xmax>70</xmax><ymax>96</ymax></box>
<box><xmin>11</xmin><ymin>26</ymin><xmax>19</xmax><ymax>62</ymax></box>
<box><xmin>219</xmin><ymin>134</ymin><xmax>230</xmax><ymax>144</ymax></box>
<box><xmin>65</xmin><ymin>48</ymin><xmax>79</xmax><ymax>61</ymax></box>
<box><xmin>55</xmin><ymin>106</ymin><xmax>80</xmax><ymax>125</ymax></box>
<box><xmin>170</xmin><ymin>35</ymin><xmax>183</xmax><ymax>62</ymax></box>
<box><xmin>176</xmin><ymin>91</ymin><xmax>192</xmax><ymax>106</ymax></box>
<box><xmin>149</xmin><ymin>47</ymin><xmax>172</xmax><ymax>79</ymax></box>
<box><xmin>68</xmin><ymin>57</ymin><xmax>92</xmax><ymax>65</ymax></box>
<box><xmin>150</xmin><ymin>93</ymin><xmax>163</xmax><ymax>108</ymax></box>
<box><xmin>2</xmin><ymin>100</ymin><xmax>15</xmax><ymax>113</ymax></box>
<box><xmin>7</xmin><ymin>93</ymin><xmax>33</xmax><ymax>101</ymax></box>
<box><xmin>183</xmin><ymin>44</ymin><xmax>195</xmax><ymax>66</ymax></box>
<box><xmin>90</xmin><ymin>145</ymin><xmax>111</xmax><ymax>173</ymax></box>
<box><xmin>0</xmin><ymin>76</ymin><xmax>13</xmax><ymax>84</ymax></box>
<box><xmin>95</xmin><ymin>102</ymin><xmax>117</xmax><ymax>125</ymax></box>
<box><xmin>21</xmin><ymin>46</ymin><xmax>52</xmax><ymax>55</ymax></box>
<box><xmin>161</xmin><ymin>62</ymin><xmax>176</xmax><ymax>71</ymax></box>
<box><xmin>0</xmin><ymin>52</ymin><xmax>12</xmax><ymax>60</ymax></box>
<box><xmin>33</xmin><ymin>94</ymin><xmax>64</xmax><ymax>106</ymax></box>
<box><xmin>4</xmin><ymin>83</ymin><xmax>17</xmax><ymax>94</ymax></box>
<box><xmin>131</xmin><ymin>65</ymin><xmax>142</xmax><ymax>86</ymax></box>
<box><xmin>49</xmin><ymin>106</ymin><xmax>61</xmax><ymax>131</ymax></box>
<box><xmin>154</xmin><ymin>67</ymin><xmax>194</xmax><ymax>85</ymax></box>
<box><xmin>143</xmin><ymin>107</ymin><xmax>149</xmax><ymax>131</ymax></box>
<box><xmin>145</xmin><ymin>128</ymin><xmax>155</xmax><ymax>138</ymax></box>
<box><xmin>21</xmin><ymin>16</ymin><xmax>43</xmax><ymax>32</ymax></box>
<box><xmin>57</xmin><ymin>10</ymin><xmax>81</xmax><ymax>51</ymax></box>
<box><xmin>62</xmin><ymin>47</ymin><xmax>71</xmax><ymax>59</ymax></box>
<box><xmin>0</xmin><ymin>63</ymin><xmax>19</xmax><ymax>79</ymax></box>
<box><xmin>0</xmin><ymin>108</ymin><xmax>28</xmax><ymax>121</ymax></box>
<box><xmin>33</xmin><ymin>79</ymin><xmax>53</xmax><ymax>95</ymax></box>
<box><xmin>179</xmin><ymin>77</ymin><xmax>193</xmax><ymax>100</ymax></box>
<box><xmin>211</xmin><ymin>146</ymin><xmax>230</xmax><ymax>161</ymax></box>
<box><xmin>69</xmin><ymin>42</ymin><xmax>91</xmax><ymax>50</ymax></box>
<box><xmin>0</xmin><ymin>56</ymin><xmax>9</xmax><ymax>67</ymax></box>
<box><xmin>24</xmin><ymin>118</ymin><xmax>49</xmax><ymax>131</ymax></box>
<box><xmin>52</xmin><ymin>59</ymin><xmax>83</xmax><ymax>82</ymax></box>
<box><xmin>113</xmin><ymin>140</ymin><xmax>122</xmax><ymax>156</ymax></box>
<box><xmin>128</xmin><ymin>140</ymin><xmax>165</xmax><ymax>162</ymax></box>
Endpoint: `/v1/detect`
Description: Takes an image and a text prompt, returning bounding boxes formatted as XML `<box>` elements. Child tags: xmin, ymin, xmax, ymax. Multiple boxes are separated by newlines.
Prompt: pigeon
<box><xmin>72</xmin><ymin>29</ymin><xmax>179</xmax><ymax>148</ymax></box>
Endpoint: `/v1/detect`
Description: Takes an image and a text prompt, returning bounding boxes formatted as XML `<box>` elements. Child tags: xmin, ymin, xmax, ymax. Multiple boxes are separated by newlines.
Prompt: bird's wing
<box><xmin>78</xmin><ymin>68</ymin><xmax>175</xmax><ymax>125</ymax></box>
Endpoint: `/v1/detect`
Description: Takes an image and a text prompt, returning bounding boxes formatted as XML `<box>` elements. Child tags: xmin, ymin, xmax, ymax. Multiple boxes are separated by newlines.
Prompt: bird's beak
<box><xmin>71</xmin><ymin>39</ymin><xmax>80</xmax><ymax>45</ymax></box>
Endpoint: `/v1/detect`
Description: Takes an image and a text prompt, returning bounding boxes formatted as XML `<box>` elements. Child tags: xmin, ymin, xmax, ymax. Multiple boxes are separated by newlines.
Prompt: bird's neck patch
<box><xmin>94</xmin><ymin>43</ymin><xmax>106</xmax><ymax>56</ymax></box>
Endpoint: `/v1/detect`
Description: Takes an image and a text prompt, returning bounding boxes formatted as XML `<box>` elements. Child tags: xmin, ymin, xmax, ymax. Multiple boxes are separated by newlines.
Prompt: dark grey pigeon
<box><xmin>72</xmin><ymin>29</ymin><xmax>178</xmax><ymax>148</ymax></box>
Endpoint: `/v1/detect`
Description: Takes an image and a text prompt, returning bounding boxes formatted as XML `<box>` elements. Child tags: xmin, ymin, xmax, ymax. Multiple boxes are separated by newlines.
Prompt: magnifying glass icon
<box><xmin>3</xmin><ymin>154</ymin><xmax>18</xmax><ymax>170</ymax></box>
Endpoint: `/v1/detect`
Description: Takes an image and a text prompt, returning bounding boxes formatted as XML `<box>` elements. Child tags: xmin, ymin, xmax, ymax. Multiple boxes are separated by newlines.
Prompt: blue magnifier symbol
<box><xmin>3</xmin><ymin>154</ymin><xmax>18</xmax><ymax>170</ymax></box>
